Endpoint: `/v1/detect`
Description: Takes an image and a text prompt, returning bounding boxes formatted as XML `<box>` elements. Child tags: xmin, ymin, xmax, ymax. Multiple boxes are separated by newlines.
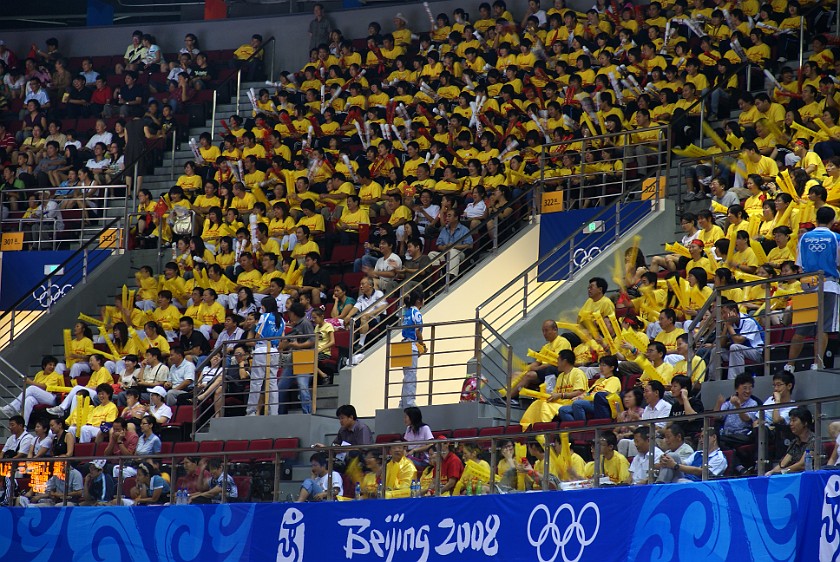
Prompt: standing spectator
<box><xmin>2</xmin><ymin>415</ymin><xmax>34</xmax><ymax>458</ymax></box>
<box><xmin>278</xmin><ymin>303</ymin><xmax>316</xmax><ymax>414</ymax></box>
<box><xmin>309</xmin><ymin>4</ymin><xmax>334</xmax><ymax>50</ymax></box>
<box><xmin>786</xmin><ymin>207</ymin><xmax>840</xmax><ymax>371</ymax></box>
<box><xmin>248</xmin><ymin>297</ymin><xmax>284</xmax><ymax>416</ymax></box>
<box><xmin>403</xmin><ymin>406</ymin><xmax>434</xmax><ymax>467</ymax></box>
<box><xmin>313</xmin><ymin>404</ymin><xmax>374</xmax><ymax>448</ymax></box>
<box><xmin>400</xmin><ymin>290</ymin><xmax>424</xmax><ymax>408</ymax></box>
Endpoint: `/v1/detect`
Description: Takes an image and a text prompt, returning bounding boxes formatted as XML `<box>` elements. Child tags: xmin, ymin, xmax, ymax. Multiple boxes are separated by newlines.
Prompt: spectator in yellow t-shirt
<box><xmin>507</xmin><ymin>320</ymin><xmax>572</xmax><ymax>404</ymax></box>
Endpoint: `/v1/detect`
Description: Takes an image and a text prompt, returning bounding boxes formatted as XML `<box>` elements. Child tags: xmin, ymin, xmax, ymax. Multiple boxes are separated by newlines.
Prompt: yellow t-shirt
<box><xmin>654</xmin><ymin>328</ymin><xmax>686</xmax><ymax>353</ymax></box>
<box><xmin>291</xmin><ymin>240</ymin><xmax>320</xmax><ymax>262</ymax></box>
<box><xmin>641</xmin><ymin>361</ymin><xmax>676</xmax><ymax>385</ymax></box>
<box><xmin>584</xmin><ymin>453</ymin><xmax>630</xmax><ymax>484</ymax></box>
<box><xmin>385</xmin><ymin>456</ymin><xmax>416</xmax><ymax>490</ymax></box>
<box><xmin>87</xmin><ymin>367</ymin><xmax>115</xmax><ymax>389</ymax></box>
<box><xmin>554</xmin><ymin>367</ymin><xmax>588</xmax><ymax>394</ymax></box>
<box><xmin>338</xmin><ymin>208</ymin><xmax>370</xmax><ymax>232</ymax></box>
<box><xmin>68</xmin><ymin>400</ymin><xmax>118</xmax><ymax>428</ymax></box>
<box><xmin>296</xmin><ymin>214</ymin><xmax>326</xmax><ymax>234</ymax></box>
<box><xmin>152</xmin><ymin>305</ymin><xmax>182</xmax><ymax>332</ymax></box>
<box><xmin>33</xmin><ymin>370</ymin><xmax>64</xmax><ymax>390</ymax></box>
<box><xmin>145</xmin><ymin>335</ymin><xmax>171</xmax><ymax>356</ymax></box>
<box><xmin>176</xmin><ymin>174</ymin><xmax>203</xmax><ymax>193</ymax></box>
<box><xmin>673</xmin><ymin>355</ymin><xmax>707</xmax><ymax>385</ymax></box>
<box><xmin>67</xmin><ymin>337</ymin><xmax>96</xmax><ymax>367</ymax></box>
<box><xmin>697</xmin><ymin>225</ymin><xmax>725</xmax><ymax>249</ymax></box>
<box><xmin>577</xmin><ymin>297</ymin><xmax>616</xmax><ymax>324</ymax></box>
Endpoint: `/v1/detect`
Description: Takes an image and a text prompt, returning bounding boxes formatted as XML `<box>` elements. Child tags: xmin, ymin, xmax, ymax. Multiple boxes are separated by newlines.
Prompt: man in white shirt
<box><xmin>720</xmin><ymin>300</ymin><xmax>764</xmax><ymax>380</ymax></box>
<box><xmin>214</xmin><ymin>313</ymin><xmax>245</xmax><ymax>354</ymax></box>
<box><xmin>619</xmin><ymin>381</ymin><xmax>672</xmax><ymax>457</ymax></box>
<box><xmin>84</xmin><ymin>120</ymin><xmax>113</xmax><ymax>152</ymax></box>
<box><xmin>297</xmin><ymin>452</ymin><xmax>343</xmax><ymax>501</ymax></box>
<box><xmin>351</xmin><ymin>277</ymin><xmax>386</xmax><ymax>349</ymax></box>
<box><xmin>2</xmin><ymin>416</ymin><xmax>34</xmax><ymax>459</ymax></box>
<box><xmin>165</xmin><ymin>347</ymin><xmax>196</xmax><ymax>406</ymax></box>
<box><xmin>23</xmin><ymin>78</ymin><xmax>50</xmax><ymax>108</ymax></box>
<box><xmin>627</xmin><ymin>426</ymin><xmax>663</xmax><ymax>484</ymax></box>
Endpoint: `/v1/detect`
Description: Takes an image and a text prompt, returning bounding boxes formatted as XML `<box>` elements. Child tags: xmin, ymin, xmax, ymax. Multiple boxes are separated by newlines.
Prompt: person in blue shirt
<box><xmin>248</xmin><ymin>297</ymin><xmax>285</xmax><ymax>416</ymax></box>
<box><xmin>659</xmin><ymin>428</ymin><xmax>728</xmax><ymax>482</ymax></box>
<box><xmin>400</xmin><ymin>290</ymin><xmax>425</xmax><ymax>408</ymax></box>
<box><xmin>81</xmin><ymin>459</ymin><xmax>115</xmax><ymax>505</ymax></box>
<box><xmin>719</xmin><ymin>300</ymin><xmax>764</xmax><ymax>380</ymax></box>
<box><xmin>787</xmin><ymin>206</ymin><xmax>840</xmax><ymax>372</ymax></box>
<box><xmin>430</xmin><ymin>209</ymin><xmax>474</xmax><ymax>278</ymax></box>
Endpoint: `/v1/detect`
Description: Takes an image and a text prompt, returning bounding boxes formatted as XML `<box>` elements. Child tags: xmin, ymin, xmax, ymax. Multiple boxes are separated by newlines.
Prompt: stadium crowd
<box><xmin>2</xmin><ymin>0</ymin><xmax>840</xmax><ymax>503</ymax></box>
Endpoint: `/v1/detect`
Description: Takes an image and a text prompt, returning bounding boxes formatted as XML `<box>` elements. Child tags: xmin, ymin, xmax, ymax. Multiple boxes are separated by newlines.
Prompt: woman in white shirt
<box><xmin>463</xmin><ymin>186</ymin><xmax>488</xmax><ymax>229</ymax></box>
<box><xmin>367</xmin><ymin>235</ymin><xmax>402</xmax><ymax>294</ymax></box>
<box><xmin>196</xmin><ymin>354</ymin><xmax>226</xmax><ymax>418</ymax></box>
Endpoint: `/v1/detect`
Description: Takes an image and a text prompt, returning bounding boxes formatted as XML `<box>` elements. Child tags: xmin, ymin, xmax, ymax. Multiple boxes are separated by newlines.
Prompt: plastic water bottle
<box><xmin>805</xmin><ymin>450</ymin><xmax>813</xmax><ymax>471</ymax></box>
<box><xmin>355</xmin><ymin>482</ymin><xmax>361</xmax><ymax>500</ymax></box>
<box><xmin>178</xmin><ymin>488</ymin><xmax>186</xmax><ymax>505</ymax></box>
<box><xmin>465</xmin><ymin>480</ymin><xmax>472</xmax><ymax>496</ymax></box>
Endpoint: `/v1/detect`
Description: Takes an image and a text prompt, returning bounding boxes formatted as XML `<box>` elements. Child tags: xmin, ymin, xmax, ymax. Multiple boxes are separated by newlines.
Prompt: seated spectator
<box><xmin>520</xmin><ymin>349</ymin><xmax>587</xmax><ymax>427</ymax></box>
<box><xmin>429</xmin><ymin>208</ymin><xmax>474</xmax><ymax>278</ymax></box>
<box><xmin>165</xmin><ymin>346</ymin><xmax>196</xmax><ymax>406</ymax></box>
<box><xmin>28</xmin><ymin>419</ymin><xmax>52</xmax><ymax>459</ymax></box>
<box><xmin>583</xmin><ymin>431</ymin><xmax>630</xmax><ymax>484</ymax></box>
<box><xmin>103</xmin><ymin>417</ymin><xmax>138</xmax><ymax>460</ymax></box>
<box><xmin>47</xmin><ymin>353</ymin><xmax>114</xmax><ymax>417</ymax></box>
<box><xmin>18</xmin><ymin>463</ymin><xmax>83</xmax><ymax>507</ymax></box>
<box><xmin>313</xmin><ymin>404</ymin><xmax>373</xmax><ymax>450</ymax></box>
<box><xmin>80</xmin><ymin>459</ymin><xmax>115</xmax><ymax>506</ymax></box>
<box><xmin>348</xmin><ymin>277</ymin><xmax>386</xmax><ymax>351</ymax></box>
<box><xmin>49</xmin><ymin>418</ymin><xmax>75</xmax><ymax>458</ymax></box>
<box><xmin>654</xmin><ymin>423</ymin><xmax>696</xmax><ymax>483</ymax></box>
<box><xmin>558</xmin><ymin>355</ymin><xmax>623</xmax><ymax>422</ymax></box>
<box><xmin>363</xmin><ymin>234</ymin><xmax>402</xmax><ymax>294</ymax></box>
<box><xmin>179</xmin><ymin>457</ymin><xmax>211</xmax><ymax>500</ymax></box>
<box><xmin>715</xmin><ymin>373</ymin><xmax>759</xmax><ymax>473</ymax></box>
<box><xmin>507</xmin><ymin>320</ymin><xmax>571</xmax><ymax>403</ymax></box>
<box><xmin>420</xmin><ymin>437</ymin><xmax>463</xmax><ymax>496</ymax></box>
<box><xmin>297</xmin><ymin>452</ymin><xmax>342</xmax><ymax>502</ymax></box>
<box><xmin>195</xmin><ymin>353</ymin><xmax>226</xmax><ymax>419</ymax></box>
<box><xmin>1</xmin><ymin>355</ymin><xmax>62</xmax><ymax>424</ymax></box>
<box><xmin>2</xmin><ymin>415</ymin><xmax>34</xmax><ymax>459</ymax></box>
<box><xmin>719</xmin><ymin>299</ymin><xmax>764</xmax><ymax>380</ymax></box>
<box><xmin>147</xmin><ymin>386</ymin><xmax>172</xmax><ymax>424</ymax></box>
<box><xmin>518</xmin><ymin>438</ymin><xmax>561</xmax><ymax>491</ymax></box>
<box><xmin>627</xmin><ymin>426</ymin><xmax>664</xmax><ymax>485</ymax></box>
<box><xmin>659</xmin><ymin>428</ymin><xmax>728</xmax><ymax>482</ymax></box>
<box><xmin>329</xmin><ymin>282</ymin><xmax>356</xmax><ymax>324</ymax></box>
<box><xmin>130</xmin><ymin>461</ymin><xmax>170</xmax><ymax>505</ymax></box>
<box><xmin>401</xmin><ymin>236</ymin><xmax>433</xmax><ymax>292</ymax></box>
<box><xmin>619</xmin><ymin>381</ymin><xmax>671</xmax><ymax>458</ymax></box>
<box><xmin>67</xmin><ymin>383</ymin><xmax>118</xmax><ymax>443</ymax></box>
<box><xmin>765</xmin><ymin>407</ymin><xmax>815</xmax><ymax>475</ymax></box>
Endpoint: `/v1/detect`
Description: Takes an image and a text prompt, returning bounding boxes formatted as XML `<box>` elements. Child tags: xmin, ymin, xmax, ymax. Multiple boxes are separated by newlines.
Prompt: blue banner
<box><xmin>0</xmin><ymin>250</ymin><xmax>110</xmax><ymax>310</ymax></box>
<box><xmin>0</xmin><ymin>471</ymin><xmax>837</xmax><ymax>561</ymax></box>
<box><xmin>538</xmin><ymin>201</ymin><xmax>652</xmax><ymax>282</ymax></box>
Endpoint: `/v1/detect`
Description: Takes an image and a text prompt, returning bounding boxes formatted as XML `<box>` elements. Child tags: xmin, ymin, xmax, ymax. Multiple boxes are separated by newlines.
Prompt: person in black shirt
<box><xmin>301</xmin><ymin>251</ymin><xmax>331</xmax><ymax>306</ymax></box>
<box><xmin>116</xmin><ymin>71</ymin><xmax>144</xmax><ymax>118</ymax></box>
<box><xmin>668</xmin><ymin>375</ymin><xmax>704</xmax><ymax>436</ymax></box>
<box><xmin>179</xmin><ymin>316</ymin><xmax>211</xmax><ymax>364</ymax></box>
<box><xmin>65</xmin><ymin>75</ymin><xmax>93</xmax><ymax>118</ymax></box>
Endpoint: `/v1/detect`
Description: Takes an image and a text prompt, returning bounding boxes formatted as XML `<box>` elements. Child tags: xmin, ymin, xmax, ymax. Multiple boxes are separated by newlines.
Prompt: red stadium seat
<box><xmin>198</xmin><ymin>440</ymin><xmax>223</xmax><ymax>454</ymax></box>
<box><xmin>249</xmin><ymin>438</ymin><xmax>275</xmax><ymax>463</ymax></box>
<box><xmin>74</xmin><ymin>443</ymin><xmax>95</xmax><ymax>458</ymax></box>
<box><xmin>233</xmin><ymin>475</ymin><xmax>252</xmax><ymax>502</ymax></box>
<box><xmin>374</xmin><ymin>433</ymin><xmax>401</xmax><ymax>444</ymax></box>
<box><xmin>224</xmin><ymin>439</ymin><xmax>251</xmax><ymax>463</ymax></box>
<box><xmin>274</xmin><ymin>438</ymin><xmax>300</xmax><ymax>460</ymax></box>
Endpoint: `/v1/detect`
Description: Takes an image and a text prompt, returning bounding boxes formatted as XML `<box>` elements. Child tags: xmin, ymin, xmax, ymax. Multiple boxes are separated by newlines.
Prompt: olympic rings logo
<box><xmin>527</xmin><ymin>502</ymin><xmax>600</xmax><ymax>562</ymax></box>
<box><xmin>572</xmin><ymin>247</ymin><xmax>601</xmax><ymax>267</ymax></box>
<box><xmin>32</xmin><ymin>283</ymin><xmax>74</xmax><ymax>309</ymax></box>
<box><xmin>808</xmin><ymin>242</ymin><xmax>828</xmax><ymax>252</ymax></box>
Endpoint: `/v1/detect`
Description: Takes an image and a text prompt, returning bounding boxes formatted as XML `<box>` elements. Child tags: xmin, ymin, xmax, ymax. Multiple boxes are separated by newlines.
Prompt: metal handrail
<box><xmin>685</xmin><ymin>271</ymin><xmax>825</xmax><ymax>382</ymax></box>
<box><xmin>345</xmin><ymin>182</ymin><xmax>536</xmax><ymax>358</ymax></box>
<box><xmin>2</xmin><ymin>390</ymin><xmax>837</xmax><ymax>505</ymax></box>
<box><xmin>210</xmin><ymin>36</ymin><xmax>277</xmax><ymax>139</ymax></box>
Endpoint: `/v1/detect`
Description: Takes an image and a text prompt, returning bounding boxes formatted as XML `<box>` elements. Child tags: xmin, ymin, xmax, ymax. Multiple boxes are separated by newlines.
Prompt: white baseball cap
<box><xmin>150</xmin><ymin>386</ymin><xmax>166</xmax><ymax>398</ymax></box>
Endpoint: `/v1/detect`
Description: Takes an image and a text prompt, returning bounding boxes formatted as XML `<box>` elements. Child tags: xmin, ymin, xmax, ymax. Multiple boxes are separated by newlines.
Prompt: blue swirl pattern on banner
<box><xmin>0</xmin><ymin>472</ymin><xmax>835</xmax><ymax>561</ymax></box>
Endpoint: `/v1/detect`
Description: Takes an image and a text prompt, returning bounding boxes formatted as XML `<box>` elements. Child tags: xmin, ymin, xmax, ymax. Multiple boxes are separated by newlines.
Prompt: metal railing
<box><xmin>0</xmin><ymin>215</ymin><xmax>122</xmax><ymax>349</ymax></box>
<box><xmin>345</xmin><ymin>184</ymin><xmax>536</xmax><ymax>360</ymax></box>
<box><xmin>382</xmin><ymin>318</ymin><xmax>515</xmax><ymax>413</ymax></box>
<box><xmin>1</xmin><ymin>185</ymin><xmax>127</xmax><ymax>249</ymax></box>
<box><xmin>211</xmin><ymin>37</ymin><xmax>277</xmax><ymax>140</ymax></box>
<box><xmin>538</xmin><ymin>125</ymin><xmax>670</xmax><ymax>211</ymax></box>
<box><xmin>2</xmin><ymin>390</ymin><xmax>839</xmax><ymax>506</ymax></box>
<box><xmin>191</xmin><ymin>333</ymin><xmax>321</xmax><ymax>435</ymax></box>
<box><xmin>674</xmin><ymin>149</ymin><xmax>740</xmax><ymax>210</ymax></box>
<box><xmin>685</xmin><ymin>271</ymin><xmax>825</xmax><ymax>382</ymax></box>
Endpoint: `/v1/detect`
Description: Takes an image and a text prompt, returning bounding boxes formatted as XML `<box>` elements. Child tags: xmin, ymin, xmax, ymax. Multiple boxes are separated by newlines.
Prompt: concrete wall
<box><xmin>341</xmin><ymin>222</ymin><xmax>541</xmax><ymax>418</ymax></box>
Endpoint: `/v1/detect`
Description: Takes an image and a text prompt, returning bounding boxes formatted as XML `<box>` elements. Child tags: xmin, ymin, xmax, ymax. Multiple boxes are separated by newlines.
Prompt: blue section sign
<box><xmin>0</xmin><ymin>250</ymin><xmax>111</xmax><ymax>310</ymax></box>
<box><xmin>538</xmin><ymin>201</ymin><xmax>652</xmax><ymax>282</ymax></box>
<box><xmin>0</xmin><ymin>470</ymin><xmax>835</xmax><ymax>561</ymax></box>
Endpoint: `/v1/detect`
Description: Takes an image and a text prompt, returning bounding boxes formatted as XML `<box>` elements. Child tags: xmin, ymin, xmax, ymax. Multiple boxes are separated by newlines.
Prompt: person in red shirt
<box><xmin>90</xmin><ymin>76</ymin><xmax>113</xmax><ymax>118</ymax></box>
<box><xmin>0</xmin><ymin>122</ymin><xmax>16</xmax><ymax>162</ymax></box>
<box><xmin>430</xmin><ymin>435</ymin><xmax>463</xmax><ymax>495</ymax></box>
